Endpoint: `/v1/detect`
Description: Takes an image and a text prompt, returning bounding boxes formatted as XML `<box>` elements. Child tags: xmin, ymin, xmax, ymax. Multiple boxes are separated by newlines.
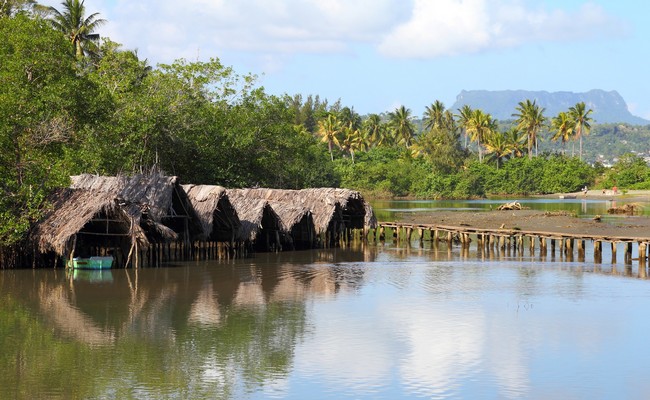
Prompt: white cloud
<box><xmin>37</xmin><ymin>0</ymin><xmax>626</xmax><ymax>65</ymax></box>
<box><xmin>97</xmin><ymin>0</ymin><xmax>408</xmax><ymax>62</ymax></box>
<box><xmin>378</xmin><ymin>0</ymin><xmax>628</xmax><ymax>58</ymax></box>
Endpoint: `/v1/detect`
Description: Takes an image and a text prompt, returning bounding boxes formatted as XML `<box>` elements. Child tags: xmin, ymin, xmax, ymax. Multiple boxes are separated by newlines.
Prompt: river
<box><xmin>2</xmin><ymin>198</ymin><xmax>650</xmax><ymax>399</ymax></box>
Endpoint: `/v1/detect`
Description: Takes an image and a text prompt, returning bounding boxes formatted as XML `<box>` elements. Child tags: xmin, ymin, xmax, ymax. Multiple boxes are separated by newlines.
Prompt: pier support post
<box><xmin>565</xmin><ymin>238</ymin><xmax>573</xmax><ymax>255</ymax></box>
<box><xmin>529</xmin><ymin>236</ymin><xmax>535</xmax><ymax>255</ymax></box>
<box><xmin>625</xmin><ymin>242</ymin><xmax>633</xmax><ymax>262</ymax></box>
<box><xmin>639</xmin><ymin>242</ymin><xmax>647</xmax><ymax>261</ymax></box>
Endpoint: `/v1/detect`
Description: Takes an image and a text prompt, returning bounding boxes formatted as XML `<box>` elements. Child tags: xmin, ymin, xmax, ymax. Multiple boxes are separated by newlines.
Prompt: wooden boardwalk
<box><xmin>373</xmin><ymin>222</ymin><xmax>650</xmax><ymax>263</ymax></box>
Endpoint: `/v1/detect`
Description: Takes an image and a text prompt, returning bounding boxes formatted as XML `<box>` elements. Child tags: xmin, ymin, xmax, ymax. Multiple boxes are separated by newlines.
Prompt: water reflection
<box><xmin>3</xmin><ymin>246</ymin><xmax>650</xmax><ymax>398</ymax></box>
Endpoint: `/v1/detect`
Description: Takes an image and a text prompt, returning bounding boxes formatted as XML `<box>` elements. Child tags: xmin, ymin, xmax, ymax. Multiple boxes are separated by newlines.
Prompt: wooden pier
<box><xmin>373</xmin><ymin>222</ymin><xmax>650</xmax><ymax>263</ymax></box>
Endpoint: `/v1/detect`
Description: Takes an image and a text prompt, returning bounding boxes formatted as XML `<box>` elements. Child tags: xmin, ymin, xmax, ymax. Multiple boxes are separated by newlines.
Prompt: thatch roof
<box><xmin>31</xmin><ymin>188</ymin><xmax>150</xmax><ymax>256</ymax></box>
<box><xmin>226</xmin><ymin>191</ymin><xmax>282</xmax><ymax>242</ymax></box>
<box><xmin>71</xmin><ymin>173</ymin><xmax>202</xmax><ymax>240</ymax></box>
<box><xmin>225</xmin><ymin>188</ymin><xmax>376</xmax><ymax>234</ymax></box>
<box><xmin>71</xmin><ymin>173</ymin><xmax>179</xmax><ymax>221</ymax></box>
<box><xmin>181</xmin><ymin>184</ymin><xmax>240</xmax><ymax>241</ymax></box>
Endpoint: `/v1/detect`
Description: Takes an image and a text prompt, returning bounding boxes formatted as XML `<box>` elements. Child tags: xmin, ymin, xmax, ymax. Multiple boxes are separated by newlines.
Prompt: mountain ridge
<box><xmin>450</xmin><ymin>89</ymin><xmax>649</xmax><ymax>125</ymax></box>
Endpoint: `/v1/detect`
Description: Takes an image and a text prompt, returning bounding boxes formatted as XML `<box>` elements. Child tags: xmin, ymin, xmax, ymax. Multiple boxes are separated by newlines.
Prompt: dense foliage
<box><xmin>1</xmin><ymin>5</ymin><xmax>650</xmax><ymax>246</ymax></box>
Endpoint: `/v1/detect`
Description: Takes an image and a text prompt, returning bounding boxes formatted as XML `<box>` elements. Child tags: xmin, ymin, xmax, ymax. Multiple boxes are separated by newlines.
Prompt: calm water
<box><xmin>2</xmin><ymin>198</ymin><xmax>650</xmax><ymax>399</ymax></box>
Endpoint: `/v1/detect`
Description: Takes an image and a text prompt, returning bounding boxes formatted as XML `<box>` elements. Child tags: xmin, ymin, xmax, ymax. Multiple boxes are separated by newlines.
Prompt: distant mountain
<box><xmin>450</xmin><ymin>89</ymin><xmax>649</xmax><ymax>125</ymax></box>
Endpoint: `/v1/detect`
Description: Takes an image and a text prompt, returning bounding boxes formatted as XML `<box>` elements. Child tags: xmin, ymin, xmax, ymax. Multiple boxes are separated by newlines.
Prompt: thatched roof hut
<box><xmin>71</xmin><ymin>173</ymin><xmax>201</xmax><ymax>242</ymax></box>
<box><xmin>226</xmin><ymin>191</ymin><xmax>284</xmax><ymax>251</ymax></box>
<box><xmin>181</xmin><ymin>184</ymin><xmax>240</xmax><ymax>242</ymax></box>
<box><xmin>224</xmin><ymin>188</ymin><xmax>376</xmax><ymax>235</ymax></box>
<box><xmin>299</xmin><ymin>188</ymin><xmax>376</xmax><ymax>233</ymax></box>
<box><xmin>30</xmin><ymin>188</ymin><xmax>152</xmax><ymax>260</ymax></box>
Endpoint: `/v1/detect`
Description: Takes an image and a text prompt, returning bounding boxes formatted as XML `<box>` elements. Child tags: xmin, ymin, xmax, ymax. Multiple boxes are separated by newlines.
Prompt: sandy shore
<box><xmin>538</xmin><ymin>189</ymin><xmax>650</xmax><ymax>201</ymax></box>
<box><xmin>394</xmin><ymin>207</ymin><xmax>650</xmax><ymax>240</ymax></box>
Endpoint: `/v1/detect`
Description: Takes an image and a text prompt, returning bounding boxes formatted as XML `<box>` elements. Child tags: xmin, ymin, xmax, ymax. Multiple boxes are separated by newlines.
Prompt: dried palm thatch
<box><xmin>226</xmin><ymin>188</ymin><xmax>376</xmax><ymax>234</ymax></box>
<box><xmin>181</xmin><ymin>184</ymin><xmax>240</xmax><ymax>241</ymax></box>
<box><xmin>71</xmin><ymin>173</ymin><xmax>201</xmax><ymax>241</ymax></box>
<box><xmin>30</xmin><ymin>188</ymin><xmax>149</xmax><ymax>256</ymax></box>
<box><xmin>226</xmin><ymin>190</ymin><xmax>282</xmax><ymax>242</ymax></box>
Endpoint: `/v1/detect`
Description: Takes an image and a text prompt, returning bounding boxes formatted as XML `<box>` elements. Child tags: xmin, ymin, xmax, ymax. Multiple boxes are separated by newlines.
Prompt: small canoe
<box><xmin>69</xmin><ymin>256</ymin><xmax>113</xmax><ymax>269</ymax></box>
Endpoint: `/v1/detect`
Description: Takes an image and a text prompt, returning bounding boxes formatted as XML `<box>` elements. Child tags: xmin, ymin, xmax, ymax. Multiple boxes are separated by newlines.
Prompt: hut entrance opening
<box><xmin>255</xmin><ymin>207</ymin><xmax>283</xmax><ymax>252</ymax></box>
<box><xmin>287</xmin><ymin>214</ymin><xmax>316</xmax><ymax>250</ymax></box>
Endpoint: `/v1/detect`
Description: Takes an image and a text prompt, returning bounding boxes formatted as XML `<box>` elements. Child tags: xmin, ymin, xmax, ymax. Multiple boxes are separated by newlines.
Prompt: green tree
<box><xmin>45</xmin><ymin>0</ymin><xmax>106</xmax><ymax>60</ymax></box>
<box><xmin>388</xmin><ymin>105</ymin><xmax>415</xmax><ymax>148</ymax></box>
<box><xmin>362</xmin><ymin>113</ymin><xmax>387</xmax><ymax>148</ymax></box>
<box><xmin>484</xmin><ymin>131</ymin><xmax>514</xmax><ymax>169</ymax></box>
<box><xmin>466</xmin><ymin>109</ymin><xmax>496</xmax><ymax>163</ymax></box>
<box><xmin>456</xmin><ymin>104</ymin><xmax>474</xmax><ymax>149</ymax></box>
<box><xmin>550</xmin><ymin>111</ymin><xmax>574</xmax><ymax>155</ymax></box>
<box><xmin>423</xmin><ymin>100</ymin><xmax>446</xmax><ymax>131</ymax></box>
<box><xmin>317</xmin><ymin>114</ymin><xmax>342</xmax><ymax>161</ymax></box>
<box><xmin>513</xmin><ymin>99</ymin><xmax>547</xmax><ymax>159</ymax></box>
<box><xmin>338</xmin><ymin>106</ymin><xmax>362</xmax><ymax>132</ymax></box>
<box><xmin>568</xmin><ymin>101</ymin><xmax>593</xmax><ymax>161</ymax></box>
<box><xmin>0</xmin><ymin>0</ymin><xmax>37</xmax><ymax>16</ymax></box>
<box><xmin>0</xmin><ymin>15</ymin><xmax>98</xmax><ymax>245</ymax></box>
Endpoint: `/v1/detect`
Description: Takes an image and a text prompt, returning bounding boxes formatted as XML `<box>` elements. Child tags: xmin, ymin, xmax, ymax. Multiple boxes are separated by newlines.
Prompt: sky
<box><xmin>38</xmin><ymin>0</ymin><xmax>650</xmax><ymax>118</ymax></box>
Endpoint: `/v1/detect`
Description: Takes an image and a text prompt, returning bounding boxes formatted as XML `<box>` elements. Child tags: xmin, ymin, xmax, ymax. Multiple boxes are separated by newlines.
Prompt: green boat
<box><xmin>69</xmin><ymin>256</ymin><xmax>114</xmax><ymax>269</ymax></box>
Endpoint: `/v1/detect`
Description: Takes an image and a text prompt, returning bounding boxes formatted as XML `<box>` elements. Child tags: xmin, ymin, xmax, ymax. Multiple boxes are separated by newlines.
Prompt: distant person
<box><xmin>613</xmin><ymin>186</ymin><xmax>618</xmax><ymax>195</ymax></box>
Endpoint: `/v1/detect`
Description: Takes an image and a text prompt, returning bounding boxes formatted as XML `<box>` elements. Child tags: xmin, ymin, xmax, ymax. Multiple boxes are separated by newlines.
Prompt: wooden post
<box><xmin>529</xmin><ymin>235</ymin><xmax>535</xmax><ymax>254</ymax></box>
<box><xmin>638</xmin><ymin>242</ymin><xmax>647</xmax><ymax>261</ymax></box>
<box><xmin>566</xmin><ymin>238</ymin><xmax>573</xmax><ymax>255</ymax></box>
<box><xmin>626</xmin><ymin>242</ymin><xmax>633</xmax><ymax>261</ymax></box>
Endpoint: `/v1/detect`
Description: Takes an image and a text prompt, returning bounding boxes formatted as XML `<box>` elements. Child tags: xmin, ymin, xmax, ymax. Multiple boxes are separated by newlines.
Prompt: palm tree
<box><xmin>338</xmin><ymin>106</ymin><xmax>362</xmax><ymax>132</ymax></box>
<box><xmin>456</xmin><ymin>104</ymin><xmax>474</xmax><ymax>149</ymax></box>
<box><xmin>423</xmin><ymin>100</ymin><xmax>446</xmax><ymax>131</ymax></box>
<box><xmin>568</xmin><ymin>102</ymin><xmax>593</xmax><ymax>160</ymax></box>
<box><xmin>388</xmin><ymin>105</ymin><xmax>415</xmax><ymax>148</ymax></box>
<box><xmin>45</xmin><ymin>0</ymin><xmax>106</xmax><ymax>59</ymax></box>
<box><xmin>484</xmin><ymin>131</ymin><xmax>514</xmax><ymax>169</ymax></box>
<box><xmin>363</xmin><ymin>113</ymin><xmax>386</xmax><ymax>148</ymax></box>
<box><xmin>550</xmin><ymin>111</ymin><xmax>574</xmax><ymax>155</ymax></box>
<box><xmin>341</xmin><ymin>124</ymin><xmax>363</xmax><ymax>164</ymax></box>
<box><xmin>502</xmin><ymin>127</ymin><xmax>526</xmax><ymax>158</ymax></box>
<box><xmin>465</xmin><ymin>109</ymin><xmax>496</xmax><ymax>162</ymax></box>
<box><xmin>317</xmin><ymin>114</ymin><xmax>341</xmax><ymax>161</ymax></box>
<box><xmin>512</xmin><ymin>99</ymin><xmax>547</xmax><ymax>159</ymax></box>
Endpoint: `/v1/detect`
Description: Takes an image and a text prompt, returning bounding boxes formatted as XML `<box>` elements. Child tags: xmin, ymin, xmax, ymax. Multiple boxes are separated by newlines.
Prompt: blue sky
<box><xmin>40</xmin><ymin>0</ymin><xmax>650</xmax><ymax>119</ymax></box>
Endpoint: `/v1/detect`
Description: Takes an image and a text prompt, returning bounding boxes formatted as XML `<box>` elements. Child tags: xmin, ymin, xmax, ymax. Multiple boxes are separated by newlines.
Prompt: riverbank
<box><xmin>538</xmin><ymin>189</ymin><xmax>650</xmax><ymax>201</ymax></box>
<box><xmin>394</xmin><ymin>208</ymin><xmax>650</xmax><ymax>240</ymax></box>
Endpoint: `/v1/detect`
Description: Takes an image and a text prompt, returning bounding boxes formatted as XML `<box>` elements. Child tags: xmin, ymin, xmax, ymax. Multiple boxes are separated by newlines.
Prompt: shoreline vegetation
<box><xmin>1</xmin><ymin>6</ymin><xmax>650</xmax><ymax>254</ymax></box>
